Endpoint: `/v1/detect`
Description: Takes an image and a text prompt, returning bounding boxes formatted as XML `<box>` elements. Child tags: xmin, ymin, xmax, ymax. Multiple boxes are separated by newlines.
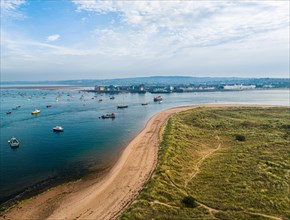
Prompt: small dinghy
<box><xmin>8</xmin><ymin>137</ymin><xmax>20</xmax><ymax>148</ymax></box>
<box><xmin>53</xmin><ymin>125</ymin><xmax>64</xmax><ymax>132</ymax></box>
<box><xmin>31</xmin><ymin>109</ymin><xmax>41</xmax><ymax>115</ymax></box>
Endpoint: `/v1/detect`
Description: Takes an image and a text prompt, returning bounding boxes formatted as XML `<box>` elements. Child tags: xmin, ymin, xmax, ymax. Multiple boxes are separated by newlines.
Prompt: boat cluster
<box><xmin>6</xmin><ymin>94</ymin><xmax>164</xmax><ymax>149</ymax></box>
<box><xmin>8</xmin><ymin>124</ymin><xmax>64</xmax><ymax>148</ymax></box>
<box><xmin>6</xmin><ymin>105</ymin><xmax>21</xmax><ymax>114</ymax></box>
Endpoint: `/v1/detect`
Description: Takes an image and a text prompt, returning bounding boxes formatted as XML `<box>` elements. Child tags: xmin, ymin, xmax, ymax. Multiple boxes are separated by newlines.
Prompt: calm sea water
<box><xmin>0</xmin><ymin>89</ymin><xmax>289</xmax><ymax>202</ymax></box>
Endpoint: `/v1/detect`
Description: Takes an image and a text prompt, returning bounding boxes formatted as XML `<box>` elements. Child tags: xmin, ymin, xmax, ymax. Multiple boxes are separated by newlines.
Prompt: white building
<box><xmin>224</xmin><ymin>84</ymin><xmax>256</xmax><ymax>90</ymax></box>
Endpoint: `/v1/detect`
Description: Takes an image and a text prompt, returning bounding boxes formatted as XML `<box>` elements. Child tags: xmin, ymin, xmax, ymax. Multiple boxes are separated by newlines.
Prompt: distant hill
<box><xmin>1</xmin><ymin>76</ymin><xmax>289</xmax><ymax>88</ymax></box>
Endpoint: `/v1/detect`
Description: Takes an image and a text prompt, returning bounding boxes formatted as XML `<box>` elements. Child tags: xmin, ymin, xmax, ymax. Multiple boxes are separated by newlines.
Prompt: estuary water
<box><xmin>0</xmin><ymin>88</ymin><xmax>289</xmax><ymax>203</ymax></box>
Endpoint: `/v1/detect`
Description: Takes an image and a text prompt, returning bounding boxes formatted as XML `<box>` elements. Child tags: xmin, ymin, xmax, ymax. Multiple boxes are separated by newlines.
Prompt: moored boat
<box><xmin>8</xmin><ymin>137</ymin><xmax>20</xmax><ymax>148</ymax></box>
<box><xmin>53</xmin><ymin>125</ymin><xmax>64</xmax><ymax>132</ymax></box>
<box><xmin>31</xmin><ymin>109</ymin><xmax>41</xmax><ymax>115</ymax></box>
<box><xmin>153</xmin><ymin>96</ymin><xmax>163</xmax><ymax>102</ymax></box>
<box><xmin>101</xmin><ymin>113</ymin><xmax>116</xmax><ymax>119</ymax></box>
<box><xmin>117</xmin><ymin>105</ymin><xmax>128</xmax><ymax>109</ymax></box>
<box><xmin>141</xmin><ymin>103</ymin><xmax>148</xmax><ymax>106</ymax></box>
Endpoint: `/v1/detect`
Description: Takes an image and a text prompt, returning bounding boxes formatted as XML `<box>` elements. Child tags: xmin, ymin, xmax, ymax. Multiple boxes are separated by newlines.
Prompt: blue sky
<box><xmin>1</xmin><ymin>0</ymin><xmax>289</xmax><ymax>81</ymax></box>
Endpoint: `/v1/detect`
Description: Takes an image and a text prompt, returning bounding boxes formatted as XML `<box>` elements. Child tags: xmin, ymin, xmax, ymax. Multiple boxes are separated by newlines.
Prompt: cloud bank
<box><xmin>1</xmin><ymin>0</ymin><xmax>289</xmax><ymax>80</ymax></box>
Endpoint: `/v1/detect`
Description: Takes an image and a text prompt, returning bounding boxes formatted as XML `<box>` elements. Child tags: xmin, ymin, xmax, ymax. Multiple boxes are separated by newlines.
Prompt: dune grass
<box><xmin>121</xmin><ymin>107</ymin><xmax>290</xmax><ymax>220</ymax></box>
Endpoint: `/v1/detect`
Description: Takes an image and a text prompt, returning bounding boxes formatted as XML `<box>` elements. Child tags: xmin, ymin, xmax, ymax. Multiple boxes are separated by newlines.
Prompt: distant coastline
<box><xmin>1</xmin><ymin>76</ymin><xmax>289</xmax><ymax>88</ymax></box>
<box><xmin>0</xmin><ymin>85</ymin><xmax>92</xmax><ymax>90</ymax></box>
<box><xmin>1</xmin><ymin>76</ymin><xmax>288</xmax><ymax>93</ymax></box>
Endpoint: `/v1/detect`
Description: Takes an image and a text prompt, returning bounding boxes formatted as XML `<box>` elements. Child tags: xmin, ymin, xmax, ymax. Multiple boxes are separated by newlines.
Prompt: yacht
<box><xmin>117</xmin><ymin>95</ymin><xmax>127</xmax><ymax>109</ymax></box>
<box><xmin>53</xmin><ymin>125</ymin><xmax>64</xmax><ymax>132</ymax></box>
<box><xmin>8</xmin><ymin>137</ymin><xmax>20</xmax><ymax>148</ymax></box>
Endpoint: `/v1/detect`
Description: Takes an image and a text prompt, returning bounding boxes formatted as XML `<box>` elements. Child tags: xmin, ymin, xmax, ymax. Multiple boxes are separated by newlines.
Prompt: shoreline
<box><xmin>1</xmin><ymin>104</ymin><xmax>288</xmax><ymax>220</ymax></box>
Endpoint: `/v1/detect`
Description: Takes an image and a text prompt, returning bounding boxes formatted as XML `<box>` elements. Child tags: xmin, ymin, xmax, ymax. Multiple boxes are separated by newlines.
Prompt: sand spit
<box><xmin>1</xmin><ymin>104</ymin><xmax>285</xmax><ymax>220</ymax></box>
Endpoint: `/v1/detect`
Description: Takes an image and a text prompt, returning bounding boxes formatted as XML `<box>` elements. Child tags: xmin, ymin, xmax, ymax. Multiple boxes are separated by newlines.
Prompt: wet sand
<box><xmin>0</xmin><ymin>104</ymin><xmax>284</xmax><ymax>220</ymax></box>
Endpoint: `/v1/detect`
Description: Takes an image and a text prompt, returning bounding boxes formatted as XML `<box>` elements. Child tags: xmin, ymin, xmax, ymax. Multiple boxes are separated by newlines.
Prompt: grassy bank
<box><xmin>121</xmin><ymin>107</ymin><xmax>290</xmax><ymax>219</ymax></box>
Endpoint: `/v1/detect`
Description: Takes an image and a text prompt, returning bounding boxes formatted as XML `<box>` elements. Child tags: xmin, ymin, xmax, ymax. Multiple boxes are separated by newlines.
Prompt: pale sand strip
<box><xmin>1</xmin><ymin>104</ymin><xmax>285</xmax><ymax>220</ymax></box>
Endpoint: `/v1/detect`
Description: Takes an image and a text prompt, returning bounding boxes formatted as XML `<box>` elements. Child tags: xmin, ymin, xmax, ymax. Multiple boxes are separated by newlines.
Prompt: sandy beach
<box><xmin>0</xmin><ymin>104</ymin><xmax>284</xmax><ymax>220</ymax></box>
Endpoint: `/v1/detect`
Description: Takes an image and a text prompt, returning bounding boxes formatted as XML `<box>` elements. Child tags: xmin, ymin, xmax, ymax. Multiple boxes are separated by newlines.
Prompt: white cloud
<box><xmin>72</xmin><ymin>1</ymin><xmax>289</xmax><ymax>58</ymax></box>
<box><xmin>47</xmin><ymin>34</ymin><xmax>60</xmax><ymax>42</ymax></box>
<box><xmin>0</xmin><ymin>0</ymin><xmax>26</xmax><ymax>11</ymax></box>
<box><xmin>0</xmin><ymin>0</ymin><xmax>26</xmax><ymax>17</ymax></box>
<box><xmin>1</xmin><ymin>1</ymin><xmax>289</xmax><ymax>80</ymax></box>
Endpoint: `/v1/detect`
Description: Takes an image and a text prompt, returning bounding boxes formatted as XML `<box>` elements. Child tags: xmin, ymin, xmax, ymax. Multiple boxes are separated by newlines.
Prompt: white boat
<box><xmin>117</xmin><ymin>95</ymin><xmax>128</xmax><ymax>109</ymax></box>
<box><xmin>31</xmin><ymin>109</ymin><xmax>41</xmax><ymax>115</ymax></box>
<box><xmin>53</xmin><ymin>125</ymin><xmax>64</xmax><ymax>132</ymax></box>
<box><xmin>8</xmin><ymin>137</ymin><xmax>20</xmax><ymax>148</ymax></box>
<box><xmin>154</xmin><ymin>96</ymin><xmax>163</xmax><ymax>102</ymax></box>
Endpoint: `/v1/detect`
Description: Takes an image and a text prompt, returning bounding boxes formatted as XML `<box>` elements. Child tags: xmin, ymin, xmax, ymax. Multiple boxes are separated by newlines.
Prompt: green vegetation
<box><xmin>121</xmin><ymin>107</ymin><xmax>290</xmax><ymax>220</ymax></box>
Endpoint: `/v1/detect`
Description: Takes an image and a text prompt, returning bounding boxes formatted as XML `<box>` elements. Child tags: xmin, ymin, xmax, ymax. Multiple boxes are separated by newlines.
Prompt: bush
<box><xmin>181</xmin><ymin>196</ymin><xmax>197</xmax><ymax>208</ymax></box>
<box><xmin>235</xmin><ymin>134</ymin><xmax>246</xmax><ymax>141</ymax></box>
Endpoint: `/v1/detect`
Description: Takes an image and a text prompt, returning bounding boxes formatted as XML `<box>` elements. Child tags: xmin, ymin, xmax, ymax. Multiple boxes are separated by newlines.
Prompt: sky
<box><xmin>1</xmin><ymin>0</ymin><xmax>289</xmax><ymax>81</ymax></box>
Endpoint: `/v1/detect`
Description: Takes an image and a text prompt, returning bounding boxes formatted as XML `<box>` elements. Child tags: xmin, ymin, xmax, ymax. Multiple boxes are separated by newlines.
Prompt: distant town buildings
<box><xmin>223</xmin><ymin>84</ymin><xmax>256</xmax><ymax>90</ymax></box>
<box><xmin>91</xmin><ymin>83</ymin><xmax>259</xmax><ymax>94</ymax></box>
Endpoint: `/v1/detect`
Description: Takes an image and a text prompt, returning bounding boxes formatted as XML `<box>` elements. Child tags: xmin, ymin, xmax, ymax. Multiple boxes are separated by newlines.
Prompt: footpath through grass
<box><xmin>121</xmin><ymin>107</ymin><xmax>290</xmax><ymax>220</ymax></box>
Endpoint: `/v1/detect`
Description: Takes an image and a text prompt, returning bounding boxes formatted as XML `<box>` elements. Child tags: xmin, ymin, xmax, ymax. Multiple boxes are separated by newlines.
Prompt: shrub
<box><xmin>235</xmin><ymin>134</ymin><xmax>246</xmax><ymax>141</ymax></box>
<box><xmin>181</xmin><ymin>196</ymin><xmax>197</xmax><ymax>208</ymax></box>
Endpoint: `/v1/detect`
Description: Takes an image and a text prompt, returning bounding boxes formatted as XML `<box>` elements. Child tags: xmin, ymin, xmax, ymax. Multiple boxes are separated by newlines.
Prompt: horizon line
<box><xmin>1</xmin><ymin>75</ymin><xmax>289</xmax><ymax>83</ymax></box>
